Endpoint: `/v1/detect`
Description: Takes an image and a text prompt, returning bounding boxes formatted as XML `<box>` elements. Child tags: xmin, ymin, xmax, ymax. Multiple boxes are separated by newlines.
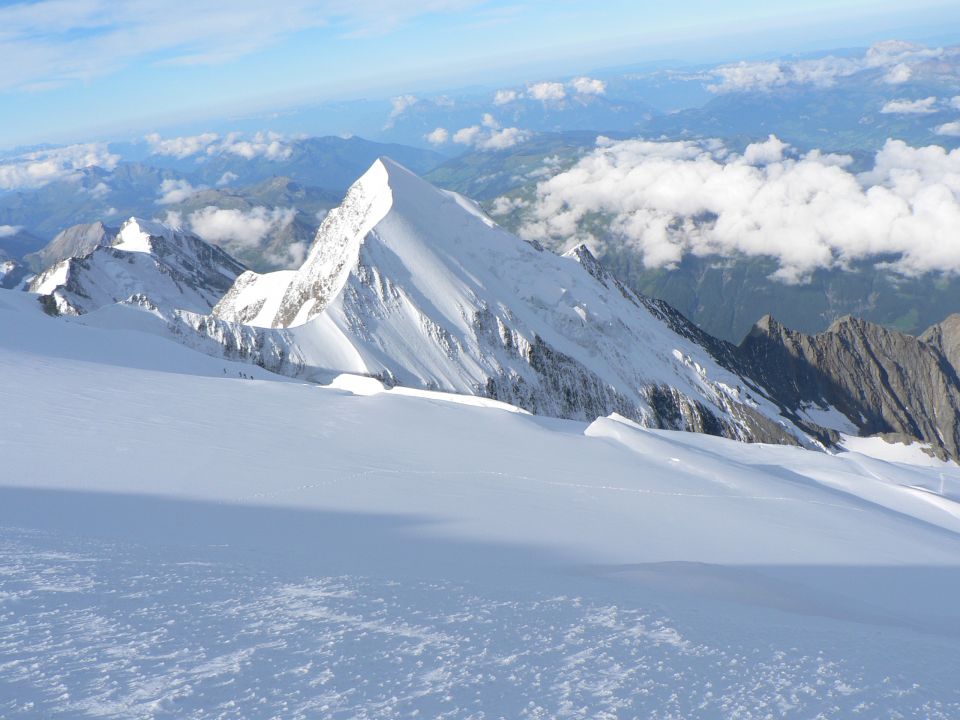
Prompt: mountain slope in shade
<box><xmin>29</xmin><ymin>218</ymin><xmax>245</xmax><ymax>316</ymax></box>
<box><xmin>24</xmin><ymin>221</ymin><xmax>116</xmax><ymax>272</ymax></box>
<box><xmin>738</xmin><ymin>314</ymin><xmax>960</xmax><ymax>460</ymax></box>
<box><xmin>213</xmin><ymin>158</ymin><xmax>800</xmax><ymax>444</ymax></box>
<box><xmin>0</xmin><ymin>257</ymin><xmax>29</xmax><ymax>290</ymax></box>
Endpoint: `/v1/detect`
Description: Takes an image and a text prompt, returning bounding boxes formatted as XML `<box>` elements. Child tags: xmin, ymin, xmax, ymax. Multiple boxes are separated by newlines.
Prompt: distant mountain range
<box><xmin>3</xmin><ymin>40</ymin><xmax>959</xmax><ymax>347</ymax></box>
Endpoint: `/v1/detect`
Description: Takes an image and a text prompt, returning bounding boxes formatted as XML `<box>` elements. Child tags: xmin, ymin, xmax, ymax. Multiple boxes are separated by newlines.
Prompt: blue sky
<box><xmin>1</xmin><ymin>0</ymin><xmax>958</xmax><ymax>148</ymax></box>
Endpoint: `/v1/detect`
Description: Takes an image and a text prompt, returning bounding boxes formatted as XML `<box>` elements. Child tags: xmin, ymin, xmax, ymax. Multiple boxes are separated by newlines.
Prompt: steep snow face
<box><xmin>29</xmin><ymin>218</ymin><xmax>246</xmax><ymax>316</ymax></box>
<box><xmin>214</xmin><ymin>158</ymin><xmax>797</xmax><ymax>443</ymax></box>
<box><xmin>273</xmin><ymin>160</ymin><xmax>393</xmax><ymax>328</ymax></box>
<box><xmin>213</xmin><ymin>270</ymin><xmax>297</xmax><ymax>326</ymax></box>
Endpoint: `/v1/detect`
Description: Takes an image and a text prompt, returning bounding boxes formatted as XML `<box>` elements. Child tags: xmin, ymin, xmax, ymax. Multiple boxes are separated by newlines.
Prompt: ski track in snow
<box><xmin>1</xmin><ymin>527</ymin><xmax>958</xmax><ymax>720</ymax></box>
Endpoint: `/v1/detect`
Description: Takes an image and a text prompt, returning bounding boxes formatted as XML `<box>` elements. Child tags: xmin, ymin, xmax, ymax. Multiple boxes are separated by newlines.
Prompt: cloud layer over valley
<box><xmin>510</xmin><ymin>135</ymin><xmax>960</xmax><ymax>282</ymax></box>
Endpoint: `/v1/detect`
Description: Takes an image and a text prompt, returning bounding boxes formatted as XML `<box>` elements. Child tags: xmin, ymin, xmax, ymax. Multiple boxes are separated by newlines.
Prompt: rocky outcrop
<box><xmin>0</xmin><ymin>257</ymin><xmax>30</xmax><ymax>290</ymax></box>
<box><xmin>24</xmin><ymin>221</ymin><xmax>115</xmax><ymax>272</ymax></box>
<box><xmin>919</xmin><ymin>314</ymin><xmax>960</xmax><ymax>378</ymax></box>
<box><xmin>738</xmin><ymin>314</ymin><xmax>960</xmax><ymax>460</ymax></box>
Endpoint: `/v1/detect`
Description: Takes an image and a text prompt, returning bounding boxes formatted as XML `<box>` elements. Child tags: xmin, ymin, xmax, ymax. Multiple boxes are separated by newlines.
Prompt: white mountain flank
<box><xmin>211</xmin><ymin>158</ymin><xmax>798</xmax><ymax>443</ymax></box>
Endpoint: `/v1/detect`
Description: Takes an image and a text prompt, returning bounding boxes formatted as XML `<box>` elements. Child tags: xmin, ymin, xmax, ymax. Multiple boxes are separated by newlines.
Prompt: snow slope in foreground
<box><xmin>2</xmin><ymin>288</ymin><xmax>960</xmax><ymax>718</ymax></box>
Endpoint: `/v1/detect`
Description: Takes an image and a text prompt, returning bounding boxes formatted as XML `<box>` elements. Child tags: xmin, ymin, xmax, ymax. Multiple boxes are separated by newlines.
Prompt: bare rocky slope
<box><xmin>738</xmin><ymin>314</ymin><xmax>960</xmax><ymax>460</ymax></box>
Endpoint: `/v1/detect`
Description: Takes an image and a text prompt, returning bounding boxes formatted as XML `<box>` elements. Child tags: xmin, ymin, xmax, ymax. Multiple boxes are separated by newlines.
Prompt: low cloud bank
<box><xmin>491</xmin><ymin>76</ymin><xmax>606</xmax><ymax>105</ymax></box>
<box><xmin>705</xmin><ymin>40</ymin><xmax>946</xmax><ymax>93</ymax></box>
<box><xmin>427</xmin><ymin>114</ymin><xmax>531</xmax><ymax>150</ymax></box>
<box><xmin>0</xmin><ymin>143</ymin><xmax>119</xmax><ymax>190</ymax></box>
<box><xmin>510</xmin><ymin>135</ymin><xmax>960</xmax><ymax>282</ymax></box>
<box><xmin>187</xmin><ymin>206</ymin><xmax>296</xmax><ymax>249</ymax></box>
<box><xmin>146</xmin><ymin>131</ymin><xmax>292</xmax><ymax>161</ymax></box>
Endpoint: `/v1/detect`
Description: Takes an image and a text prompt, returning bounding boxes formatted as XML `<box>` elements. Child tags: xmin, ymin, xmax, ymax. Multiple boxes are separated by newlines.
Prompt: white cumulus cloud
<box><xmin>0</xmin><ymin>143</ymin><xmax>119</xmax><ymax>190</ymax></box>
<box><xmin>492</xmin><ymin>76</ymin><xmax>604</xmax><ymax>106</ymax></box>
<box><xmin>147</xmin><ymin>131</ymin><xmax>292</xmax><ymax>161</ymax></box>
<box><xmin>740</xmin><ymin>135</ymin><xmax>789</xmax><ymax>165</ymax></box>
<box><xmin>188</xmin><ymin>206</ymin><xmax>297</xmax><ymax>249</ymax></box>
<box><xmin>453</xmin><ymin>126</ymin><xmax>483</xmax><ymax>145</ymax></box>
<box><xmin>425</xmin><ymin>127</ymin><xmax>450</xmax><ymax>145</ymax></box>
<box><xmin>385</xmin><ymin>94</ymin><xmax>418</xmax><ymax>128</ymax></box>
<box><xmin>935</xmin><ymin>122</ymin><xmax>960</xmax><ymax>137</ymax></box>
<box><xmin>527</xmin><ymin>81</ymin><xmax>566</xmax><ymax>102</ymax></box>
<box><xmin>883</xmin><ymin>63</ymin><xmax>912</xmax><ymax>84</ymax></box>
<box><xmin>156</xmin><ymin>178</ymin><xmax>205</xmax><ymax>205</ymax></box>
<box><xmin>145</xmin><ymin>132</ymin><xmax>219</xmax><ymax>159</ymax></box>
<box><xmin>160</xmin><ymin>210</ymin><xmax>183</xmax><ymax>230</ymax></box>
<box><xmin>516</xmin><ymin>135</ymin><xmax>960</xmax><ymax>282</ymax></box>
<box><xmin>0</xmin><ymin>225</ymin><xmax>23</xmax><ymax>237</ymax></box>
<box><xmin>218</xmin><ymin>131</ymin><xmax>292</xmax><ymax>160</ymax></box>
<box><xmin>880</xmin><ymin>97</ymin><xmax>938</xmax><ymax>114</ymax></box>
<box><xmin>706</xmin><ymin>40</ymin><xmax>944</xmax><ymax>93</ymax></box>
<box><xmin>570</xmin><ymin>76</ymin><xmax>606</xmax><ymax>95</ymax></box>
<box><xmin>481</xmin><ymin>127</ymin><xmax>531</xmax><ymax>150</ymax></box>
<box><xmin>452</xmin><ymin>116</ymin><xmax>531</xmax><ymax>151</ymax></box>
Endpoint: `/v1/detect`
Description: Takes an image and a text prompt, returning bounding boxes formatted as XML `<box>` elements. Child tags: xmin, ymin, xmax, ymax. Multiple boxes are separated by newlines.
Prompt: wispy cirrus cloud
<box><xmin>0</xmin><ymin>0</ymin><xmax>487</xmax><ymax>93</ymax></box>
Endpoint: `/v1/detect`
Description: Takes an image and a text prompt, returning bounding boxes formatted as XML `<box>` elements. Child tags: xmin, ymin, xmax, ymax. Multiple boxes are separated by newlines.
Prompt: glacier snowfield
<box><xmin>2</xmin><ymin>288</ymin><xmax>960</xmax><ymax>718</ymax></box>
<box><xmin>4</xmin><ymin>525</ymin><xmax>960</xmax><ymax>720</ymax></box>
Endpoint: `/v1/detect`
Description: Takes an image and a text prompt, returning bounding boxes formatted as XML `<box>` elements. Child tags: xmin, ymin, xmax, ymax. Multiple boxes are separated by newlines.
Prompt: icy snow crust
<box><xmin>2</xmin><ymin>287</ymin><xmax>960</xmax><ymax>717</ymax></box>
<box><xmin>214</xmin><ymin>159</ymin><xmax>796</xmax><ymax>442</ymax></box>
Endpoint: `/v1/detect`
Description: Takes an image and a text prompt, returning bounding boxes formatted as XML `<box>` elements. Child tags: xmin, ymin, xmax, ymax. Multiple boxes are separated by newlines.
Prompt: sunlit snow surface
<box><xmin>2</xmin><ymin>288</ymin><xmax>960</xmax><ymax>718</ymax></box>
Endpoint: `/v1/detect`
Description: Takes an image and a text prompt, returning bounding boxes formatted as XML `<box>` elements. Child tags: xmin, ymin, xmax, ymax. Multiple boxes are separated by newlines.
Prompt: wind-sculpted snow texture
<box><xmin>2</xmin><ymin>287</ymin><xmax>960</xmax><ymax>718</ymax></box>
<box><xmin>214</xmin><ymin>158</ymin><xmax>800</xmax><ymax>445</ymax></box>
<box><xmin>28</xmin><ymin>217</ymin><xmax>245</xmax><ymax>316</ymax></box>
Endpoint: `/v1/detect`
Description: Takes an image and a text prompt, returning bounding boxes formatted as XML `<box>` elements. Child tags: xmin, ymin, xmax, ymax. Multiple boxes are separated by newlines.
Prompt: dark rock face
<box><xmin>25</xmin><ymin>221</ymin><xmax>115</xmax><ymax>272</ymax></box>
<box><xmin>0</xmin><ymin>257</ymin><xmax>30</xmax><ymax>290</ymax></box>
<box><xmin>737</xmin><ymin>314</ymin><xmax>960</xmax><ymax>460</ymax></box>
<box><xmin>920</xmin><ymin>314</ymin><xmax>960</xmax><ymax>378</ymax></box>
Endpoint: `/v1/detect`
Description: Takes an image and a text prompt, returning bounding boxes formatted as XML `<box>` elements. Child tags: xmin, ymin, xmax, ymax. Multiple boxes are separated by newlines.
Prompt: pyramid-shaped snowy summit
<box><xmin>210</xmin><ymin>157</ymin><xmax>800</xmax><ymax>444</ymax></box>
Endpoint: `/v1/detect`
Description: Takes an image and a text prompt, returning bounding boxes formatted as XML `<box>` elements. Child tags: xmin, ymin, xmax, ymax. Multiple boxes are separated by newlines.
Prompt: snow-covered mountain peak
<box><xmin>114</xmin><ymin>216</ymin><xmax>176</xmax><ymax>253</ymax></box>
<box><xmin>270</xmin><ymin>159</ymin><xmax>395</xmax><ymax>327</ymax></box>
<box><xmin>29</xmin><ymin>218</ymin><xmax>245</xmax><ymax>316</ymax></box>
<box><xmin>208</xmin><ymin>158</ymin><xmax>801</xmax><ymax>445</ymax></box>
